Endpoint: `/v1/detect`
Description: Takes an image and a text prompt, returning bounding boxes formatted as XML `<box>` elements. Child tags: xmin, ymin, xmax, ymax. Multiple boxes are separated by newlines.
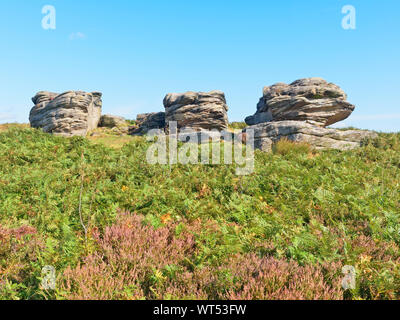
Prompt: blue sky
<box><xmin>0</xmin><ymin>0</ymin><xmax>399</xmax><ymax>132</ymax></box>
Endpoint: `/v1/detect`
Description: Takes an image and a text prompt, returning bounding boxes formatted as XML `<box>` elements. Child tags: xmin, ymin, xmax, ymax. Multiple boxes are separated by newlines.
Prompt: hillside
<box><xmin>1</xmin><ymin>124</ymin><xmax>400</xmax><ymax>300</ymax></box>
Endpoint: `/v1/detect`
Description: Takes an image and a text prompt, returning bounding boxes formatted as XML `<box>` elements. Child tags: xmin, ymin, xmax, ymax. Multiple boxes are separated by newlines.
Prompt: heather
<box><xmin>1</xmin><ymin>124</ymin><xmax>400</xmax><ymax>300</ymax></box>
<box><xmin>0</xmin><ymin>225</ymin><xmax>43</xmax><ymax>299</ymax></box>
<box><xmin>59</xmin><ymin>213</ymin><xmax>342</xmax><ymax>300</ymax></box>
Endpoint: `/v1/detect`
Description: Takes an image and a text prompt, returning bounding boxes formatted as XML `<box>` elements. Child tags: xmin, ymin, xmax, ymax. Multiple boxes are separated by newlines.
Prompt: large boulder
<box><xmin>164</xmin><ymin>90</ymin><xmax>229</xmax><ymax>131</ymax></box>
<box><xmin>29</xmin><ymin>91</ymin><xmax>102</xmax><ymax>137</ymax></box>
<box><xmin>245</xmin><ymin>78</ymin><xmax>355</xmax><ymax>127</ymax></box>
<box><xmin>129</xmin><ymin>112</ymin><xmax>166</xmax><ymax>136</ymax></box>
<box><xmin>244</xmin><ymin>121</ymin><xmax>378</xmax><ymax>152</ymax></box>
<box><xmin>99</xmin><ymin>114</ymin><xmax>126</xmax><ymax>128</ymax></box>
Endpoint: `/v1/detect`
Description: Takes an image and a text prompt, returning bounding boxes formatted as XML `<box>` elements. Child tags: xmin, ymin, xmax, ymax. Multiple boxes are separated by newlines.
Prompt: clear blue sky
<box><xmin>1</xmin><ymin>0</ymin><xmax>399</xmax><ymax>132</ymax></box>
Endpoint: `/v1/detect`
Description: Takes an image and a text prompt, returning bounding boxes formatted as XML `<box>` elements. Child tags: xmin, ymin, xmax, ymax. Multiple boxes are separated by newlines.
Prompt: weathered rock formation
<box><xmin>99</xmin><ymin>114</ymin><xmax>126</xmax><ymax>128</ymax></box>
<box><xmin>30</xmin><ymin>91</ymin><xmax>102</xmax><ymax>137</ymax></box>
<box><xmin>164</xmin><ymin>90</ymin><xmax>229</xmax><ymax>131</ymax></box>
<box><xmin>129</xmin><ymin>112</ymin><xmax>166</xmax><ymax>135</ymax></box>
<box><xmin>245</xmin><ymin>78</ymin><xmax>355</xmax><ymax>127</ymax></box>
<box><xmin>244</xmin><ymin>78</ymin><xmax>377</xmax><ymax>151</ymax></box>
<box><xmin>244</xmin><ymin>121</ymin><xmax>377</xmax><ymax>152</ymax></box>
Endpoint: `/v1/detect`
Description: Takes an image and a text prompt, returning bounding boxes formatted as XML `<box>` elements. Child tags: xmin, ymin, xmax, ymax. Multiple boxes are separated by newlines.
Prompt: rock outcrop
<box><xmin>243</xmin><ymin>78</ymin><xmax>377</xmax><ymax>151</ymax></box>
<box><xmin>245</xmin><ymin>78</ymin><xmax>355</xmax><ymax>127</ymax></box>
<box><xmin>164</xmin><ymin>91</ymin><xmax>229</xmax><ymax>131</ymax></box>
<box><xmin>99</xmin><ymin>115</ymin><xmax>126</xmax><ymax>128</ymax></box>
<box><xmin>30</xmin><ymin>91</ymin><xmax>102</xmax><ymax>137</ymax></box>
<box><xmin>244</xmin><ymin>121</ymin><xmax>378</xmax><ymax>152</ymax></box>
<box><xmin>129</xmin><ymin>112</ymin><xmax>166</xmax><ymax>135</ymax></box>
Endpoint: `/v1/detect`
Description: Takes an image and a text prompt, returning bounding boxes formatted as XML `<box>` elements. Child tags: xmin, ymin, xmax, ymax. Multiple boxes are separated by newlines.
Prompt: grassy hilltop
<box><xmin>1</xmin><ymin>123</ymin><xmax>400</xmax><ymax>300</ymax></box>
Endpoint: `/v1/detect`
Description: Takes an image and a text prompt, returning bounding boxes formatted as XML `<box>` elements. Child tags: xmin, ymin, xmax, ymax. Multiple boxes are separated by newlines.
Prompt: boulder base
<box><xmin>244</xmin><ymin>121</ymin><xmax>378</xmax><ymax>152</ymax></box>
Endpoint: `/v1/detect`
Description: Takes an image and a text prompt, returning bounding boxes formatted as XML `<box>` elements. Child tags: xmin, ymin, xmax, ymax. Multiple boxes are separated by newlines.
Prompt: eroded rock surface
<box><xmin>99</xmin><ymin>115</ymin><xmax>126</xmax><ymax>128</ymax></box>
<box><xmin>30</xmin><ymin>91</ymin><xmax>102</xmax><ymax>137</ymax></box>
<box><xmin>244</xmin><ymin>121</ymin><xmax>378</xmax><ymax>151</ymax></box>
<box><xmin>164</xmin><ymin>91</ymin><xmax>229</xmax><ymax>131</ymax></box>
<box><xmin>129</xmin><ymin>112</ymin><xmax>166</xmax><ymax>135</ymax></box>
<box><xmin>245</xmin><ymin>78</ymin><xmax>355</xmax><ymax>127</ymax></box>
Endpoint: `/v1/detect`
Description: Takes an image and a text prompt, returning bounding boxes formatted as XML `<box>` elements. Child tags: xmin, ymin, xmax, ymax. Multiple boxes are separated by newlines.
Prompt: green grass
<box><xmin>0</xmin><ymin>123</ymin><xmax>29</xmax><ymax>132</ymax></box>
<box><xmin>229</xmin><ymin>122</ymin><xmax>248</xmax><ymax>130</ymax></box>
<box><xmin>88</xmin><ymin>133</ymin><xmax>136</xmax><ymax>149</ymax></box>
<box><xmin>1</xmin><ymin>124</ymin><xmax>400</xmax><ymax>300</ymax></box>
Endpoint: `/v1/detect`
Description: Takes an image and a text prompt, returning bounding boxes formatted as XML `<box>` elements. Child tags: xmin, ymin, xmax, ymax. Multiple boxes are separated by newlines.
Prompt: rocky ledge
<box><xmin>244</xmin><ymin>120</ymin><xmax>378</xmax><ymax>151</ymax></box>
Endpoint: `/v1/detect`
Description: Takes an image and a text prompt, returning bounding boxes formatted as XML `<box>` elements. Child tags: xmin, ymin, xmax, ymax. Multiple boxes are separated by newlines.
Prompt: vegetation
<box><xmin>229</xmin><ymin>122</ymin><xmax>248</xmax><ymax>130</ymax></box>
<box><xmin>0</xmin><ymin>123</ymin><xmax>399</xmax><ymax>300</ymax></box>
